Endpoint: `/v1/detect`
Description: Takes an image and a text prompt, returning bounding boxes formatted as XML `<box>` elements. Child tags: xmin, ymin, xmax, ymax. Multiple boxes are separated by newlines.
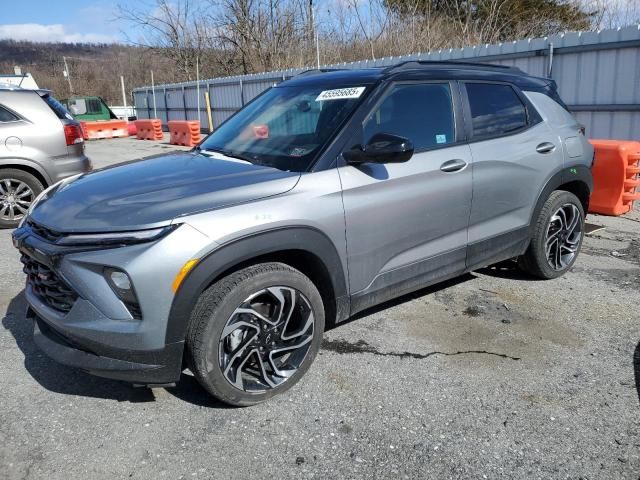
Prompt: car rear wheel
<box><xmin>0</xmin><ymin>169</ymin><xmax>43</xmax><ymax>229</ymax></box>
<box><xmin>519</xmin><ymin>190</ymin><xmax>585</xmax><ymax>279</ymax></box>
<box><xmin>186</xmin><ymin>262</ymin><xmax>325</xmax><ymax>406</ymax></box>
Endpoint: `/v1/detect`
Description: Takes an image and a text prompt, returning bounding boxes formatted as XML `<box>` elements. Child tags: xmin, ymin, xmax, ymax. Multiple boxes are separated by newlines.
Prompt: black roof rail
<box><xmin>296</xmin><ymin>68</ymin><xmax>346</xmax><ymax>77</ymax></box>
<box><xmin>382</xmin><ymin>60</ymin><xmax>523</xmax><ymax>74</ymax></box>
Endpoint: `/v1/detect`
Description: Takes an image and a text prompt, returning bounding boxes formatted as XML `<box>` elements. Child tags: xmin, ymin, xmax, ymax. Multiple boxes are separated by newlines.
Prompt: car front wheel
<box><xmin>186</xmin><ymin>262</ymin><xmax>325</xmax><ymax>406</ymax></box>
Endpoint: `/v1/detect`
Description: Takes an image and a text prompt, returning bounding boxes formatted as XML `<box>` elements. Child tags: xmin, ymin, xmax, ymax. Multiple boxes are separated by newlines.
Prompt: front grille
<box><xmin>21</xmin><ymin>254</ymin><xmax>77</xmax><ymax>313</ymax></box>
<box><xmin>27</xmin><ymin>219</ymin><xmax>64</xmax><ymax>243</ymax></box>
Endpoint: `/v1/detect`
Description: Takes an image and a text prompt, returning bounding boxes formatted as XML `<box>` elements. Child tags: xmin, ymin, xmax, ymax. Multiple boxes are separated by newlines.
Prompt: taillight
<box><xmin>64</xmin><ymin>124</ymin><xmax>84</xmax><ymax>146</ymax></box>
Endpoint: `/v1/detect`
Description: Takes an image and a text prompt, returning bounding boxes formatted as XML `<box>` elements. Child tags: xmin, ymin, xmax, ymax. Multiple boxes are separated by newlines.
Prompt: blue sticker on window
<box><xmin>436</xmin><ymin>134</ymin><xmax>447</xmax><ymax>144</ymax></box>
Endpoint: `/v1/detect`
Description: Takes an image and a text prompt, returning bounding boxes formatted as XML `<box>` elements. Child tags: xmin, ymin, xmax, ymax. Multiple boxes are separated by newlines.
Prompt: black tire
<box><xmin>186</xmin><ymin>262</ymin><xmax>325</xmax><ymax>406</ymax></box>
<box><xmin>519</xmin><ymin>190</ymin><xmax>585</xmax><ymax>279</ymax></box>
<box><xmin>0</xmin><ymin>169</ymin><xmax>44</xmax><ymax>229</ymax></box>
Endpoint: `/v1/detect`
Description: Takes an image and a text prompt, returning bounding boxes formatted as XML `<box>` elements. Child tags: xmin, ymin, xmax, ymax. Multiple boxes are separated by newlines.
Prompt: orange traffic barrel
<box><xmin>589</xmin><ymin>139</ymin><xmax>640</xmax><ymax>216</ymax></box>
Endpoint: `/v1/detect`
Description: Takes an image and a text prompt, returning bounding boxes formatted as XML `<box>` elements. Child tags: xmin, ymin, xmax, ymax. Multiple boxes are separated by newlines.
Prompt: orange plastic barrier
<box><xmin>80</xmin><ymin>120</ymin><xmax>129</xmax><ymax>140</ymax></box>
<box><xmin>134</xmin><ymin>119</ymin><xmax>163</xmax><ymax>140</ymax></box>
<box><xmin>168</xmin><ymin>120</ymin><xmax>201</xmax><ymax>147</ymax></box>
<box><xmin>589</xmin><ymin>139</ymin><xmax>640</xmax><ymax>216</ymax></box>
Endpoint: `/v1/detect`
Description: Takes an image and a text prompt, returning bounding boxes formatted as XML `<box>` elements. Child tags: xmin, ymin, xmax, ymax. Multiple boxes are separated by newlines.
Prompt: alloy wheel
<box><xmin>0</xmin><ymin>179</ymin><xmax>34</xmax><ymax>222</ymax></box>
<box><xmin>545</xmin><ymin>203</ymin><xmax>583</xmax><ymax>271</ymax></box>
<box><xmin>218</xmin><ymin>286</ymin><xmax>315</xmax><ymax>393</ymax></box>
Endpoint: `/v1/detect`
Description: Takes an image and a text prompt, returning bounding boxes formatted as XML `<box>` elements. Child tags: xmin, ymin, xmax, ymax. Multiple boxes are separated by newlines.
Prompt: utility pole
<box><xmin>120</xmin><ymin>75</ymin><xmax>127</xmax><ymax>109</ymax></box>
<box><xmin>62</xmin><ymin>56</ymin><xmax>74</xmax><ymax>94</ymax></box>
<box><xmin>310</xmin><ymin>0</ymin><xmax>320</xmax><ymax>68</ymax></box>
<box><xmin>196</xmin><ymin>56</ymin><xmax>200</xmax><ymax>123</ymax></box>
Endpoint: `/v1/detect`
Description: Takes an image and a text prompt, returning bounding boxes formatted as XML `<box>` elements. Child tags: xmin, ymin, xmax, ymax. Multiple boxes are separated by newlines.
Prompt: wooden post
<box><xmin>204</xmin><ymin>91</ymin><xmax>213</xmax><ymax>133</ymax></box>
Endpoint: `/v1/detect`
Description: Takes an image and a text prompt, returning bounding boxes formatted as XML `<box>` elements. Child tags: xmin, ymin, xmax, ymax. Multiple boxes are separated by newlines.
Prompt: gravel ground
<box><xmin>1</xmin><ymin>137</ymin><xmax>638</xmax><ymax>479</ymax></box>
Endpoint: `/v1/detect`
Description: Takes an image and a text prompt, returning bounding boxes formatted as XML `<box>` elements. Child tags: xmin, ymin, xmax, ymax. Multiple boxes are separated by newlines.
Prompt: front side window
<box><xmin>363</xmin><ymin>83</ymin><xmax>455</xmax><ymax>151</ymax></box>
<box><xmin>68</xmin><ymin>98</ymin><xmax>87</xmax><ymax>115</ymax></box>
<box><xmin>0</xmin><ymin>105</ymin><xmax>19</xmax><ymax>123</ymax></box>
<box><xmin>465</xmin><ymin>83</ymin><xmax>527</xmax><ymax>138</ymax></box>
<box><xmin>199</xmin><ymin>85</ymin><xmax>367</xmax><ymax>172</ymax></box>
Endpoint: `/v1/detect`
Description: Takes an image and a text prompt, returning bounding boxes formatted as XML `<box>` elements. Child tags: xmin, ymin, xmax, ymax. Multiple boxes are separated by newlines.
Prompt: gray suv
<box><xmin>12</xmin><ymin>62</ymin><xmax>593</xmax><ymax>406</ymax></box>
<box><xmin>0</xmin><ymin>86</ymin><xmax>91</xmax><ymax>228</ymax></box>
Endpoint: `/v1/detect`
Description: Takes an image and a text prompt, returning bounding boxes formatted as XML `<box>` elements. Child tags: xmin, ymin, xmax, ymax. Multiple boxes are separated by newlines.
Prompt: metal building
<box><xmin>133</xmin><ymin>24</ymin><xmax>640</xmax><ymax>140</ymax></box>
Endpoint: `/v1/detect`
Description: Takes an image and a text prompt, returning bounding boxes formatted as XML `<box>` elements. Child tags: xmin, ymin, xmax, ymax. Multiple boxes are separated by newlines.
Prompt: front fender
<box><xmin>165</xmin><ymin>226</ymin><xmax>349</xmax><ymax>344</ymax></box>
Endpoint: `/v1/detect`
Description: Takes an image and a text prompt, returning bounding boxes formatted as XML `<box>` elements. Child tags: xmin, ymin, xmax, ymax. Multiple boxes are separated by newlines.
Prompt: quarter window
<box><xmin>0</xmin><ymin>105</ymin><xmax>19</xmax><ymax>122</ymax></box>
<box><xmin>363</xmin><ymin>83</ymin><xmax>455</xmax><ymax>150</ymax></box>
<box><xmin>465</xmin><ymin>83</ymin><xmax>527</xmax><ymax>138</ymax></box>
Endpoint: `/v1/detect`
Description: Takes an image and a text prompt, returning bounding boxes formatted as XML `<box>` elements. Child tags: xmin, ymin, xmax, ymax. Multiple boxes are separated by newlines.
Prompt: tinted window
<box><xmin>42</xmin><ymin>93</ymin><xmax>74</xmax><ymax>120</ymax></box>
<box><xmin>0</xmin><ymin>105</ymin><xmax>19</xmax><ymax>122</ymax></box>
<box><xmin>363</xmin><ymin>83</ymin><xmax>454</xmax><ymax>150</ymax></box>
<box><xmin>86</xmin><ymin>98</ymin><xmax>103</xmax><ymax>114</ymax></box>
<box><xmin>466</xmin><ymin>83</ymin><xmax>527</xmax><ymax>138</ymax></box>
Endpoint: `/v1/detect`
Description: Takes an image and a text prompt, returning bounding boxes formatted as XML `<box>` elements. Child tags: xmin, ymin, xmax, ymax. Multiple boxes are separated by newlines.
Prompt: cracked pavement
<box><xmin>0</xmin><ymin>137</ymin><xmax>639</xmax><ymax>479</ymax></box>
<box><xmin>322</xmin><ymin>338</ymin><xmax>522</xmax><ymax>361</ymax></box>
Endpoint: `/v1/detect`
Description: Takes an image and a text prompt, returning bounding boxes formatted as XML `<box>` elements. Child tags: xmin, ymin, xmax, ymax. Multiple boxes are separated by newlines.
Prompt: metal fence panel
<box><xmin>133</xmin><ymin>24</ymin><xmax>640</xmax><ymax>139</ymax></box>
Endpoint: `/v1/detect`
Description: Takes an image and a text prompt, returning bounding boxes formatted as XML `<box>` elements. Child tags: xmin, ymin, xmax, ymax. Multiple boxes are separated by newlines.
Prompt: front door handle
<box><xmin>536</xmin><ymin>142</ymin><xmax>556</xmax><ymax>154</ymax></box>
<box><xmin>440</xmin><ymin>159</ymin><xmax>468</xmax><ymax>173</ymax></box>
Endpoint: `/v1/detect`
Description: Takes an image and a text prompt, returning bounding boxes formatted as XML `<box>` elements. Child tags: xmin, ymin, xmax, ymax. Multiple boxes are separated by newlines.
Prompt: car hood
<box><xmin>29</xmin><ymin>151</ymin><xmax>300</xmax><ymax>233</ymax></box>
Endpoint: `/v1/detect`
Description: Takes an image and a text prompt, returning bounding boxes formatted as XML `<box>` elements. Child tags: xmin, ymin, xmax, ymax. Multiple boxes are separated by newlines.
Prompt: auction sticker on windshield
<box><xmin>316</xmin><ymin>87</ymin><xmax>366</xmax><ymax>101</ymax></box>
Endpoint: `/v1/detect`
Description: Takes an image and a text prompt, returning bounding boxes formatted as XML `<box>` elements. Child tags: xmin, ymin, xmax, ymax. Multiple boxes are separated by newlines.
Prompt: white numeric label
<box><xmin>316</xmin><ymin>87</ymin><xmax>366</xmax><ymax>101</ymax></box>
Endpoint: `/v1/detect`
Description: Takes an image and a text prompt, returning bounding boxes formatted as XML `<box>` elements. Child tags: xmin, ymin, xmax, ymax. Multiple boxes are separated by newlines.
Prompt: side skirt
<box><xmin>346</xmin><ymin>227</ymin><xmax>531</xmax><ymax>319</ymax></box>
<box><xmin>349</xmin><ymin>247</ymin><xmax>466</xmax><ymax>317</ymax></box>
<box><xmin>465</xmin><ymin>226</ymin><xmax>530</xmax><ymax>272</ymax></box>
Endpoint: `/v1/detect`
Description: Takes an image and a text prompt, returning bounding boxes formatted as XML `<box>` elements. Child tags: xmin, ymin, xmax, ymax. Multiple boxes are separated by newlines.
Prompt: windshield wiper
<box><xmin>196</xmin><ymin>146</ymin><xmax>258</xmax><ymax>164</ymax></box>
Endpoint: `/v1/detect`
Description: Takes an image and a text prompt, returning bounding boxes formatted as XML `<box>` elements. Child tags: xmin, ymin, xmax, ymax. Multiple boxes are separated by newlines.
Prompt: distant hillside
<box><xmin>0</xmin><ymin>40</ymin><xmax>186</xmax><ymax>104</ymax></box>
<box><xmin>0</xmin><ymin>40</ymin><xmax>113</xmax><ymax>65</ymax></box>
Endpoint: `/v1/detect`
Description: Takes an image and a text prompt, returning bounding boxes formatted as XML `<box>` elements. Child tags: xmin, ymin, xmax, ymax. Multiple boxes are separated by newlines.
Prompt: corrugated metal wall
<box><xmin>133</xmin><ymin>24</ymin><xmax>640</xmax><ymax>140</ymax></box>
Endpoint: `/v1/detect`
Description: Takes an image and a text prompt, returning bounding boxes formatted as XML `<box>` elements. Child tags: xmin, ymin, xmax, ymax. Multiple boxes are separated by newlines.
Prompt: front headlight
<box><xmin>55</xmin><ymin>225</ymin><xmax>177</xmax><ymax>246</ymax></box>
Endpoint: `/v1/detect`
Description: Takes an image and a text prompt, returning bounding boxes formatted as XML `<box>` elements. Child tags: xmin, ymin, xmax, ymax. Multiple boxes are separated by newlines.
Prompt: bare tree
<box><xmin>117</xmin><ymin>0</ymin><xmax>208</xmax><ymax>79</ymax></box>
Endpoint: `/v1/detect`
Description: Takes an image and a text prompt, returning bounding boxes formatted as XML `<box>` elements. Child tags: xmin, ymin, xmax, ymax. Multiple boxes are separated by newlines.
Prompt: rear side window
<box><xmin>42</xmin><ymin>93</ymin><xmax>74</xmax><ymax>121</ymax></box>
<box><xmin>363</xmin><ymin>83</ymin><xmax>455</xmax><ymax>150</ymax></box>
<box><xmin>0</xmin><ymin>105</ymin><xmax>19</xmax><ymax>122</ymax></box>
<box><xmin>465</xmin><ymin>83</ymin><xmax>527</xmax><ymax>138</ymax></box>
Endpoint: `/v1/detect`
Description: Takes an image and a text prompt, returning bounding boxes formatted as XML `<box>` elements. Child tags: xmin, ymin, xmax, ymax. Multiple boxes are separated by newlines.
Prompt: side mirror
<box><xmin>343</xmin><ymin>133</ymin><xmax>414</xmax><ymax>164</ymax></box>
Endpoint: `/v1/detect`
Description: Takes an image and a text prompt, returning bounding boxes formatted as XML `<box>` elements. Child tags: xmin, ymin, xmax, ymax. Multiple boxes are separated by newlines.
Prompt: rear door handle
<box><xmin>440</xmin><ymin>159</ymin><xmax>468</xmax><ymax>173</ymax></box>
<box><xmin>536</xmin><ymin>142</ymin><xmax>556</xmax><ymax>154</ymax></box>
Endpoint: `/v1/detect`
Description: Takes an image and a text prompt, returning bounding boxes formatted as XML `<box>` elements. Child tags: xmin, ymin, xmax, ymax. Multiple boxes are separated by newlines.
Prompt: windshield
<box><xmin>199</xmin><ymin>85</ymin><xmax>368</xmax><ymax>172</ymax></box>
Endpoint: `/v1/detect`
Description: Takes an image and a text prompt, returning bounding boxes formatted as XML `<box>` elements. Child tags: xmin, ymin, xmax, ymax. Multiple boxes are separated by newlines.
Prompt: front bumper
<box><xmin>29</xmin><ymin>307</ymin><xmax>184</xmax><ymax>384</ymax></box>
<box><xmin>12</xmin><ymin>219</ymin><xmax>212</xmax><ymax>385</ymax></box>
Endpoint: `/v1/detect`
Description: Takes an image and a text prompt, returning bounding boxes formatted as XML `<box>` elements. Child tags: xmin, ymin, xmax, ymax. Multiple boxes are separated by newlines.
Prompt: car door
<box><xmin>337</xmin><ymin>81</ymin><xmax>474</xmax><ymax>313</ymax></box>
<box><xmin>461</xmin><ymin>81</ymin><xmax>565</xmax><ymax>270</ymax></box>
